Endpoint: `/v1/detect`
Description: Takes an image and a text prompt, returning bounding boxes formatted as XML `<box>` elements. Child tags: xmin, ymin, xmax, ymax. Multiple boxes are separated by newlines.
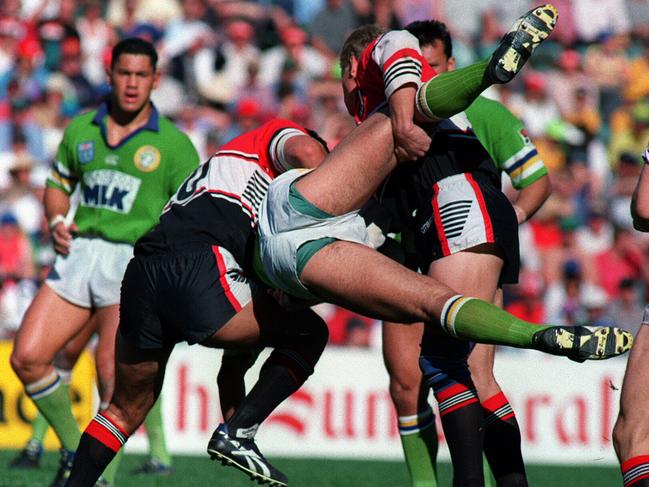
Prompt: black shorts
<box><xmin>412</xmin><ymin>173</ymin><xmax>520</xmax><ymax>284</ymax></box>
<box><xmin>119</xmin><ymin>244</ymin><xmax>256</xmax><ymax>349</ymax></box>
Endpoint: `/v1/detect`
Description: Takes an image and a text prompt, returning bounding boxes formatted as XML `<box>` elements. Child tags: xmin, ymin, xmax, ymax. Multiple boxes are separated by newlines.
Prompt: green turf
<box><xmin>0</xmin><ymin>449</ymin><xmax>623</xmax><ymax>486</ymax></box>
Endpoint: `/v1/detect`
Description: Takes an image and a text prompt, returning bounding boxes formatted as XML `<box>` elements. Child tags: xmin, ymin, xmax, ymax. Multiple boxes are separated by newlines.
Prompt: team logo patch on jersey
<box><xmin>134</xmin><ymin>145</ymin><xmax>161</xmax><ymax>173</ymax></box>
<box><xmin>519</xmin><ymin>128</ymin><xmax>531</xmax><ymax>145</ymax></box>
<box><xmin>77</xmin><ymin>141</ymin><xmax>95</xmax><ymax>164</ymax></box>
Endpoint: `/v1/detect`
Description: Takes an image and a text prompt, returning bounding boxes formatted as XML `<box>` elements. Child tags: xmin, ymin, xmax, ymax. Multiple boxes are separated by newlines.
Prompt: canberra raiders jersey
<box><xmin>47</xmin><ymin>102</ymin><xmax>199</xmax><ymax>244</ymax></box>
<box><xmin>137</xmin><ymin>118</ymin><xmax>310</xmax><ymax>266</ymax></box>
<box><xmin>380</xmin><ymin>95</ymin><xmax>548</xmax><ymax>231</ymax></box>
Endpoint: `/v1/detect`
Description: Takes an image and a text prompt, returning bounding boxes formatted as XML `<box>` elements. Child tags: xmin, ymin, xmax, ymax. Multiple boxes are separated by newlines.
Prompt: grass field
<box><xmin>0</xmin><ymin>450</ymin><xmax>623</xmax><ymax>487</ymax></box>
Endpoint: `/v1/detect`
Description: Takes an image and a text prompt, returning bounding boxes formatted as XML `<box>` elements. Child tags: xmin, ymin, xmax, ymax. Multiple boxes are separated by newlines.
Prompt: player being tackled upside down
<box><xmin>254</xmin><ymin>3</ymin><xmax>632</xmax><ymax>398</ymax></box>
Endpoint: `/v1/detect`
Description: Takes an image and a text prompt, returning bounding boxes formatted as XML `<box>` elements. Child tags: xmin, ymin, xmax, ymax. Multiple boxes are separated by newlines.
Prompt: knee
<box><xmin>389</xmin><ymin>375</ymin><xmax>421</xmax><ymax>414</ymax></box>
<box><xmin>296</xmin><ymin>311</ymin><xmax>329</xmax><ymax>356</ymax></box>
<box><xmin>10</xmin><ymin>344</ymin><xmax>43</xmax><ymax>378</ymax></box>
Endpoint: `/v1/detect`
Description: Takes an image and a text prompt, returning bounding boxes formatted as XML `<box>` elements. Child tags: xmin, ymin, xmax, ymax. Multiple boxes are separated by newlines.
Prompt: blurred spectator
<box><xmin>581</xmin><ymin>284</ymin><xmax>614</xmax><ymax>326</ymax></box>
<box><xmin>547</xmin><ymin>49</ymin><xmax>598</xmax><ymax>116</ymax></box>
<box><xmin>474</xmin><ymin>9</ymin><xmax>504</xmax><ymax>60</ymax></box>
<box><xmin>221</xmin><ymin>97</ymin><xmax>266</xmax><ymax>143</ymax></box>
<box><xmin>0</xmin><ymin>276</ymin><xmax>37</xmax><ymax>339</ymax></box>
<box><xmin>259</xmin><ymin>25</ymin><xmax>329</xmax><ymax>87</ymax></box>
<box><xmin>0</xmin><ymin>212</ymin><xmax>34</xmax><ymax>280</ymax></box>
<box><xmin>572</xmin><ymin>0</ymin><xmax>630</xmax><ymax>43</ymax></box>
<box><xmin>545</xmin><ymin>259</ymin><xmax>591</xmax><ymax>325</ymax></box>
<box><xmin>106</xmin><ymin>0</ymin><xmax>182</xmax><ymax>28</ymax></box>
<box><xmin>595</xmin><ymin>226</ymin><xmax>649</xmax><ymax>297</ymax></box>
<box><xmin>76</xmin><ymin>0</ymin><xmax>114</xmax><ymax>87</ymax></box>
<box><xmin>194</xmin><ymin>18</ymin><xmax>260</xmax><ymax>107</ymax></box>
<box><xmin>162</xmin><ymin>0</ymin><xmax>213</xmax><ymax>95</ymax></box>
<box><xmin>356</xmin><ymin>0</ymin><xmax>400</xmax><ymax>30</ymax></box>
<box><xmin>508</xmin><ymin>72</ymin><xmax>561</xmax><ymax>138</ymax></box>
<box><xmin>583</xmin><ymin>33</ymin><xmax>630</xmax><ymax>124</ymax></box>
<box><xmin>608</xmin><ymin>151</ymin><xmax>643</xmax><ymax>228</ymax></box>
<box><xmin>505</xmin><ymin>272</ymin><xmax>546</xmax><ymax>324</ymax></box>
<box><xmin>0</xmin><ymin>154</ymin><xmax>43</xmax><ymax>237</ymax></box>
<box><xmin>310</xmin><ymin>0</ymin><xmax>359</xmax><ymax>60</ymax></box>
<box><xmin>607</xmin><ymin>278</ymin><xmax>645</xmax><ymax>337</ymax></box>
<box><xmin>34</xmin><ymin>0</ymin><xmax>80</xmax><ymax>73</ymax></box>
<box><xmin>576</xmin><ymin>204</ymin><xmax>614</xmax><ymax>256</ymax></box>
<box><xmin>609</xmin><ymin>102</ymin><xmax>649</xmax><ymax>166</ymax></box>
<box><xmin>57</xmin><ymin>36</ymin><xmax>97</xmax><ymax>110</ymax></box>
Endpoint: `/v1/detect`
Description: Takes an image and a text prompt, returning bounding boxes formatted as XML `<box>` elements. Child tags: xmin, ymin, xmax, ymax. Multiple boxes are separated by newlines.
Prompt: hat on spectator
<box><xmin>1</xmin><ymin>213</ymin><xmax>18</xmax><ymax>226</ymax></box>
<box><xmin>562</xmin><ymin>259</ymin><xmax>581</xmax><ymax>279</ymax></box>
<box><xmin>582</xmin><ymin>285</ymin><xmax>608</xmax><ymax>310</ymax></box>
<box><xmin>129</xmin><ymin>23</ymin><xmax>164</xmax><ymax>44</ymax></box>
<box><xmin>558</xmin><ymin>49</ymin><xmax>580</xmax><ymax>70</ymax></box>
<box><xmin>16</xmin><ymin>37</ymin><xmax>42</xmax><ymax>61</ymax></box>
<box><xmin>235</xmin><ymin>98</ymin><xmax>262</xmax><ymax>118</ymax></box>
<box><xmin>523</xmin><ymin>72</ymin><xmax>546</xmax><ymax>91</ymax></box>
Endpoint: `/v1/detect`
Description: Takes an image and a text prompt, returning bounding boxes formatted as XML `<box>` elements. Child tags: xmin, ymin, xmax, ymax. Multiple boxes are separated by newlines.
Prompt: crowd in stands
<box><xmin>0</xmin><ymin>0</ymin><xmax>648</xmax><ymax>349</ymax></box>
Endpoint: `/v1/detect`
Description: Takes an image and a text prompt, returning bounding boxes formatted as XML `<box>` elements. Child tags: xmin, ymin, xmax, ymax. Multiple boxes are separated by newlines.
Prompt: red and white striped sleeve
<box><xmin>371</xmin><ymin>30</ymin><xmax>424</xmax><ymax>100</ymax></box>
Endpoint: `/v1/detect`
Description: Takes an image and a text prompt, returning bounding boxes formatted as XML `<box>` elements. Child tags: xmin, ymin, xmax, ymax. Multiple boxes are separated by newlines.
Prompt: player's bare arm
<box><xmin>512</xmin><ymin>173</ymin><xmax>552</xmax><ymax>223</ymax></box>
<box><xmin>44</xmin><ymin>186</ymin><xmax>76</xmax><ymax>256</ymax></box>
<box><xmin>390</xmin><ymin>84</ymin><xmax>432</xmax><ymax>162</ymax></box>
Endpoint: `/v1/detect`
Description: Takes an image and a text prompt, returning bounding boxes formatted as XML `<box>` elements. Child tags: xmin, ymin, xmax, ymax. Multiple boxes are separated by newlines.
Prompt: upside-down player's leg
<box><xmin>297</xmin><ymin>240</ymin><xmax>631</xmax><ymax>360</ymax></box>
<box><xmin>614</xmin><ymin>318</ymin><xmax>649</xmax><ymax>487</ymax></box>
<box><xmin>417</xmin><ymin>4</ymin><xmax>559</xmax><ymax>121</ymax></box>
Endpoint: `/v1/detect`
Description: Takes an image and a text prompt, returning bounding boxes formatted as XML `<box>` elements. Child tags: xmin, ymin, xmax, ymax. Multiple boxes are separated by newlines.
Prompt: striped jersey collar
<box><xmin>92</xmin><ymin>99</ymin><xmax>160</xmax><ymax>149</ymax></box>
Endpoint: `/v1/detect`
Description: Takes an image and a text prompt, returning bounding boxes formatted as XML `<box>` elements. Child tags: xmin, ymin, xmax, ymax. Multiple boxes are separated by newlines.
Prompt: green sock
<box><xmin>26</xmin><ymin>372</ymin><xmax>81</xmax><ymax>451</ymax></box>
<box><xmin>102</xmin><ymin>447</ymin><xmax>123</xmax><ymax>484</ymax></box>
<box><xmin>418</xmin><ymin>59</ymin><xmax>491</xmax><ymax>120</ymax></box>
<box><xmin>398</xmin><ymin>409</ymin><xmax>438</xmax><ymax>487</ymax></box>
<box><xmin>30</xmin><ymin>412</ymin><xmax>50</xmax><ymax>444</ymax></box>
<box><xmin>483</xmin><ymin>455</ymin><xmax>495</xmax><ymax>487</ymax></box>
<box><xmin>441</xmin><ymin>296</ymin><xmax>548</xmax><ymax>348</ymax></box>
<box><xmin>145</xmin><ymin>396</ymin><xmax>171</xmax><ymax>466</ymax></box>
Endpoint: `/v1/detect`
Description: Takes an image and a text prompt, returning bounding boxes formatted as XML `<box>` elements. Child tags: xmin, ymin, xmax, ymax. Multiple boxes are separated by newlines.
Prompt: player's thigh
<box><xmin>382</xmin><ymin>321</ymin><xmax>425</xmax><ymax>385</ymax></box>
<box><xmin>12</xmin><ymin>284</ymin><xmax>92</xmax><ymax>367</ymax></box>
<box><xmin>302</xmin><ymin>241</ymin><xmax>454</xmax><ymax>323</ymax></box>
<box><xmin>294</xmin><ymin>111</ymin><xmax>396</xmax><ymax>215</ymax></box>
<box><xmin>56</xmin><ymin>314</ymin><xmax>99</xmax><ymax>369</ymax></box>
<box><xmin>427</xmin><ymin>244</ymin><xmax>503</xmax><ymax>302</ymax></box>
<box><xmin>94</xmin><ymin>304</ymin><xmax>120</xmax><ymax>362</ymax></box>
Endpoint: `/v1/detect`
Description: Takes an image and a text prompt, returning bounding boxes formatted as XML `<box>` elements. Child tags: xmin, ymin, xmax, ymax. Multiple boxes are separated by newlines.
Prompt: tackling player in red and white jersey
<box><xmin>65</xmin><ymin>119</ymin><xmax>330</xmax><ymax>487</ymax></box>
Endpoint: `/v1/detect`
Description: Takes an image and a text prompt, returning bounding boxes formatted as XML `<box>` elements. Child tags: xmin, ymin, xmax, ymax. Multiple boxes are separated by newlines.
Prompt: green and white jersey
<box><xmin>47</xmin><ymin>102</ymin><xmax>199</xmax><ymax>244</ymax></box>
<box><xmin>460</xmin><ymin>95</ymin><xmax>548</xmax><ymax>189</ymax></box>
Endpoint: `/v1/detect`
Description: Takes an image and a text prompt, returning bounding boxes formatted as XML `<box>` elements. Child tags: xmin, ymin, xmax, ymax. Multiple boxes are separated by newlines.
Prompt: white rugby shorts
<box><xmin>45</xmin><ymin>237</ymin><xmax>133</xmax><ymax>308</ymax></box>
<box><xmin>257</xmin><ymin>169</ymin><xmax>370</xmax><ymax>301</ymax></box>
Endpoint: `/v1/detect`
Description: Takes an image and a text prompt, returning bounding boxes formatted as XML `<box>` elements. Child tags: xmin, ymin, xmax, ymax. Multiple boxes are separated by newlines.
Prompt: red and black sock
<box><xmin>423</xmin><ymin>353</ymin><xmax>484</xmax><ymax>487</ymax></box>
<box><xmin>66</xmin><ymin>413</ymin><xmax>128</xmax><ymax>487</ymax></box>
<box><xmin>482</xmin><ymin>391</ymin><xmax>527</xmax><ymax>487</ymax></box>
<box><xmin>227</xmin><ymin>348</ymin><xmax>314</xmax><ymax>439</ymax></box>
<box><xmin>622</xmin><ymin>455</ymin><xmax>649</xmax><ymax>486</ymax></box>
